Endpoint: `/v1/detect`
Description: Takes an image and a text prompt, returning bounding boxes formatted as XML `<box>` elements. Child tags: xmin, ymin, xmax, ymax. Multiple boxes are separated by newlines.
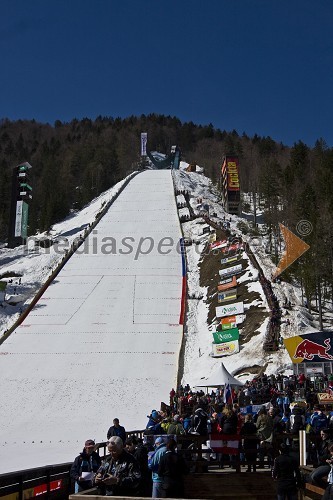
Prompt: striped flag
<box><xmin>210</xmin><ymin>433</ymin><xmax>240</xmax><ymax>454</ymax></box>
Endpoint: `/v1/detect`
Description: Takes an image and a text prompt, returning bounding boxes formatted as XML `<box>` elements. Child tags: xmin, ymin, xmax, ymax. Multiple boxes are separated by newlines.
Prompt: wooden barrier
<box><xmin>69</xmin><ymin>472</ymin><xmax>277</xmax><ymax>499</ymax></box>
<box><xmin>303</xmin><ymin>483</ymin><xmax>326</xmax><ymax>499</ymax></box>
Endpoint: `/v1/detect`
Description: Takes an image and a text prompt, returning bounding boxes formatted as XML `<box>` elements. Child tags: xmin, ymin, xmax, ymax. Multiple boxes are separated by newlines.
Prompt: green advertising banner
<box><xmin>213</xmin><ymin>328</ymin><xmax>239</xmax><ymax>344</ymax></box>
<box><xmin>0</xmin><ymin>281</ymin><xmax>7</xmax><ymax>292</ymax></box>
<box><xmin>21</xmin><ymin>201</ymin><xmax>29</xmax><ymax>239</ymax></box>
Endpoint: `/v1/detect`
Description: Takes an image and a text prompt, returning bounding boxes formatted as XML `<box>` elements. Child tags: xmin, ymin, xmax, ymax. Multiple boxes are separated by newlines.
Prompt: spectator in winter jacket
<box><xmin>146</xmin><ymin>410</ymin><xmax>163</xmax><ymax>434</ymax></box>
<box><xmin>310</xmin><ymin>407</ymin><xmax>328</xmax><ymax>434</ymax></box>
<box><xmin>183</xmin><ymin>414</ymin><xmax>192</xmax><ymax>433</ymax></box>
<box><xmin>240</xmin><ymin>415</ymin><xmax>259</xmax><ymax>472</ymax></box>
<box><xmin>272</xmin><ymin>443</ymin><xmax>301</xmax><ymax>500</ymax></box>
<box><xmin>289</xmin><ymin>406</ymin><xmax>305</xmax><ymax>434</ymax></box>
<box><xmin>256</xmin><ymin>408</ymin><xmax>274</xmax><ymax>467</ymax></box>
<box><xmin>270</xmin><ymin>407</ymin><xmax>285</xmax><ymax>435</ymax></box>
<box><xmin>276</xmin><ymin>395</ymin><xmax>284</xmax><ymax>414</ymax></box>
<box><xmin>70</xmin><ymin>439</ymin><xmax>102</xmax><ymax>493</ymax></box>
<box><xmin>309</xmin><ymin>429</ymin><xmax>333</xmax><ymax>488</ymax></box>
<box><xmin>321</xmin><ymin>443</ymin><xmax>333</xmax><ymax>500</ymax></box>
<box><xmin>168</xmin><ymin>415</ymin><xmax>186</xmax><ymax>436</ymax></box>
<box><xmin>158</xmin><ymin>438</ymin><xmax>189</xmax><ymax>498</ymax></box>
<box><xmin>161</xmin><ymin>417</ymin><xmax>172</xmax><ymax>434</ymax></box>
<box><xmin>125</xmin><ymin>436</ymin><xmax>151</xmax><ymax>497</ymax></box>
<box><xmin>256</xmin><ymin>408</ymin><xmax>273</xmax><ymax>441</ymax></box>
<box><xmin>148</xmin><ymin>436</ymin><xmax>167</xmax><ymax>498</ymax></box>
<box><xmin>209</xmin><ymin>412</ymin><xmax>222</xmax><ymax>434</ymax></box>
<box><xmin>106</xmin><ymin>418</ymin><xmax>126</xmax><ymax>443</ymax></box>
<box><xmin>190</xmin><ymin>405</ymin><xmax>208</xmax><ymax>435</ymax></box>
<box><xmin>220</xmin><ymin>406</ymin><xmax>238</xmax><ymax>435</ymax></box>
<box><xmin>95</xmin><ymin>436</ymin><xmax>141</xmax><ymax>496</ymax></box>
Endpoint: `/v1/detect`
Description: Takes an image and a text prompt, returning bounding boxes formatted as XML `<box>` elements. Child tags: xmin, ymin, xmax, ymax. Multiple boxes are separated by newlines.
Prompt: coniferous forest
<box><xmin>0</xmin><ymin>114</ymin><xmax>332</xmax><ymax>318</ymax></box>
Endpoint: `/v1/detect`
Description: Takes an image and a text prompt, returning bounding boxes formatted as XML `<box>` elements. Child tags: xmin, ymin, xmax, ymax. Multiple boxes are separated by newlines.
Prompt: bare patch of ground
<box><xmin>198</xmin><ymin>230</ymin><xmax>269</xmax><ymax>346</ymax></box>
<box><xmin>240</xmin><ymin>306</ymin><xmax>268</xmax><ymax>343</ymax></box>
<box><xmin>234</xmin><ymin>363</ymin><xmax>268</xmax><ymax>378</ymax></box>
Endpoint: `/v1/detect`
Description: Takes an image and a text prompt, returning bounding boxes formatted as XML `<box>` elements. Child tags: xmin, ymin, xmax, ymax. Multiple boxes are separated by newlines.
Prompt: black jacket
<box><xmin>96</xmin><ymin>449</ymin><xmax>141</xmax><ymax>496</ymax></box>
<box><xmin>191</xmin><ymin>408</ymin><xmax>208</xmax><ymax>435</ymax></box>
<box><xmin>272</xmin><ymin>453</ymin><xmax>301</xmax><ymax>494</ymax></box>
<box><xmin>107</xmin><ymin>424</ymin><xmax>126</xmax><ymax>443</ymax></box>
<box><xmin>133</xmin><ymin>444</ymin><xmax>151</xmax><ymax>496</ymax></box>
<box><xmin>220</xmin><ymin>412</ymin><xmax>238</xmax><ymax>435</ymax></box>
<box><xmin>158</xmin><ymin>450</ymin><xmax>189</xmax><ymax>497</ymax></box>
<box><xmin>241</xmin><ymin>421</ymin><xmax>259</xmax><ymax>451</ymax></box>
<box><xmin>70</xmin><ymin>450</ymin><xmax>101</xmax><ymax>490</ymax></box>
<box><xmin>318</xmin><ymin>438</ymin><xmax>333</xmax><ymax>465</ymax></box>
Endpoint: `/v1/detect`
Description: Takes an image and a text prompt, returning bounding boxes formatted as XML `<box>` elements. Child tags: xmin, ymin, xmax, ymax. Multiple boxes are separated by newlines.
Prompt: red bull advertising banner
<box><xmin>284</xmin><ymin>332</ymin><xmax>333</xmax><ymax>364</ymax></box>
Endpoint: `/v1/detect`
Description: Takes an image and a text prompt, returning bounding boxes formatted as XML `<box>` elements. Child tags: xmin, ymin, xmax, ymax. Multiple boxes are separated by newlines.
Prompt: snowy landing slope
<box><xmin>0</xmin><ymin>170</ymin><xmax>183</xmax><ymax>473</ymax></box>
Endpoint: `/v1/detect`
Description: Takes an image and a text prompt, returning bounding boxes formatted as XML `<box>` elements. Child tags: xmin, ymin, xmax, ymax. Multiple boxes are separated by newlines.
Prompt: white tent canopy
<box><xmin>195</xmin><ymin>362</ymin><xmax>244</xmax><ymax>388</ymax></box>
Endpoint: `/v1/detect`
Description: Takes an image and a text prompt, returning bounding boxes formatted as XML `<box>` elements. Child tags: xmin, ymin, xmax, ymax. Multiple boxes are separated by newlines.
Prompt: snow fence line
<box><xmin>0</xmin><ymin>171</ymin><xmax>141</xmax><ymax>346</ymax></box>
<box><xmin>172</xmin><ymin>169</ymin><xmax>188</xmax><ymax>389</ymax></box>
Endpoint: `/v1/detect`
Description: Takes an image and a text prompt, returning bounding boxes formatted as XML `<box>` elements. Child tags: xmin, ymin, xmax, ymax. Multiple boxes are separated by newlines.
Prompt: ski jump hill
<box><xmin>0</xmin><ymin>170</ymin><xmax>184</xmax><ymax>473</ymax></box>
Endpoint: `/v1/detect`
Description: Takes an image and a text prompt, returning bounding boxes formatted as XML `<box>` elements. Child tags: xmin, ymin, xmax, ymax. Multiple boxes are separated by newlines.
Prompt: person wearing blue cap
<box><xmin>146</xmin><ymin>410</ymin><xmax>162</xmax><ymax>434</ymax></box>
<box><xmin>148</xmin><ymin>437</ymin><xmax>167</xmax><ymax>498</ymax></box>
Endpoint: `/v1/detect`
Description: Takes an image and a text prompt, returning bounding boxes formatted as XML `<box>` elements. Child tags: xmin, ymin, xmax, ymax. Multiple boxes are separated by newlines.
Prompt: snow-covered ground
<box><xmin>0</xmin><ymin>170</ymin><xmax>183</xmax><ymax>473</ymax></box>
<box><xmin>0</xmin><ymin>163</ymin><xmax>330</xmax><ymax>473</ymax></box>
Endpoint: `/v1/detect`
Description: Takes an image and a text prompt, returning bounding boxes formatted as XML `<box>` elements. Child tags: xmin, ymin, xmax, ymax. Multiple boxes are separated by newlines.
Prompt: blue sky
<box><xmin>1</xmin><ymin>0</ymin><xmax>332</xmax><ymax>147</ymax></box>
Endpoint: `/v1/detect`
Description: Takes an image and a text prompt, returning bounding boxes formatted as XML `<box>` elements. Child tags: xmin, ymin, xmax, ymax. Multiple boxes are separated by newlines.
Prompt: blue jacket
<box><xmin>148</xmin><ymin>443</ymin><xmax>167</xmax><ymax>483</ymax></box>
<box><xmin>146</xmin><ymin>417</ymin><xmax>163</xmax><ymax>434</ymax></box>
<box><xmin>310</xmin><ymin>412</ymin><xmax>328</xmax><ymax>433</ymax></box>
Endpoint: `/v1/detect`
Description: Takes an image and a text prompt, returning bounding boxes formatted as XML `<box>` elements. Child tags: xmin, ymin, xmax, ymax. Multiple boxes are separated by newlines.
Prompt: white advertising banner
<box><xmin>141</xmin><ymin>132</ymin><xmax>147</xmax><ymax>156</ymax></box>
<box><xmin>14</xmin><ymin>200</ymin><xmax>23</xmax><ymax>237</ymax></box>
<box><xmin>219</xmin><ymin>264</ymin><xmax>242</xmax><ymax>278</ymax></box>
<box><xmin>216</xmin><ymin>301</ymin><xmax>244</xmax><ymax>318</ymax></box>
<box><xmin>212</xmin><ymin>340</ymin><xmax>239</xmax><ymax>357</ymax></box>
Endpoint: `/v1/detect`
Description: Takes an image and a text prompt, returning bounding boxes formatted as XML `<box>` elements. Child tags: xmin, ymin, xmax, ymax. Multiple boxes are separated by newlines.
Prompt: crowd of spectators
<box><xmin>69</xmin><ymin>371</ymin><xmax>333</xmax><ymax>498</ymax></box>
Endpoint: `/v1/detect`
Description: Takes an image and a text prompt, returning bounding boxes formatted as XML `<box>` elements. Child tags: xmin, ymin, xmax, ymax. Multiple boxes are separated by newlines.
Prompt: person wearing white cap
<box><xmin>148</xmin><ymin>436</ymin><xmax>167</xmax><ymax>498</ymax></box>
<box><xmin>94</xmin><ymin>436</ymin><xmax>141</xmax><ymax>496</ymax></box>
<box><xmin>70</xmin><ymin>439</ymin><xmax>101</xmax><ymax>493</ymax></box>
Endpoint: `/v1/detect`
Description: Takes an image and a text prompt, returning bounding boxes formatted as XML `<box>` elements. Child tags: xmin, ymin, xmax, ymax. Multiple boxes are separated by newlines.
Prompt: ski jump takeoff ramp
<box><xmin>0</xmin><ymin>170</ymin><xmax>184</xmax><ymax>473</ymax></box>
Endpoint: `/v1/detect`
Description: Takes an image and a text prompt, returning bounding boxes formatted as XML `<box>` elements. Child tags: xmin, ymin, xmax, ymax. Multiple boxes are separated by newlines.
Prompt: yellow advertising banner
<box><xmin>212</xmin><ymin>340</ymin><xmax>239</xmax><ymax>357</ymax></box>
<box><xmin>317</xmin><ymin>393</ymin><xmax>333</xmax><ymax>405</ymax></box>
